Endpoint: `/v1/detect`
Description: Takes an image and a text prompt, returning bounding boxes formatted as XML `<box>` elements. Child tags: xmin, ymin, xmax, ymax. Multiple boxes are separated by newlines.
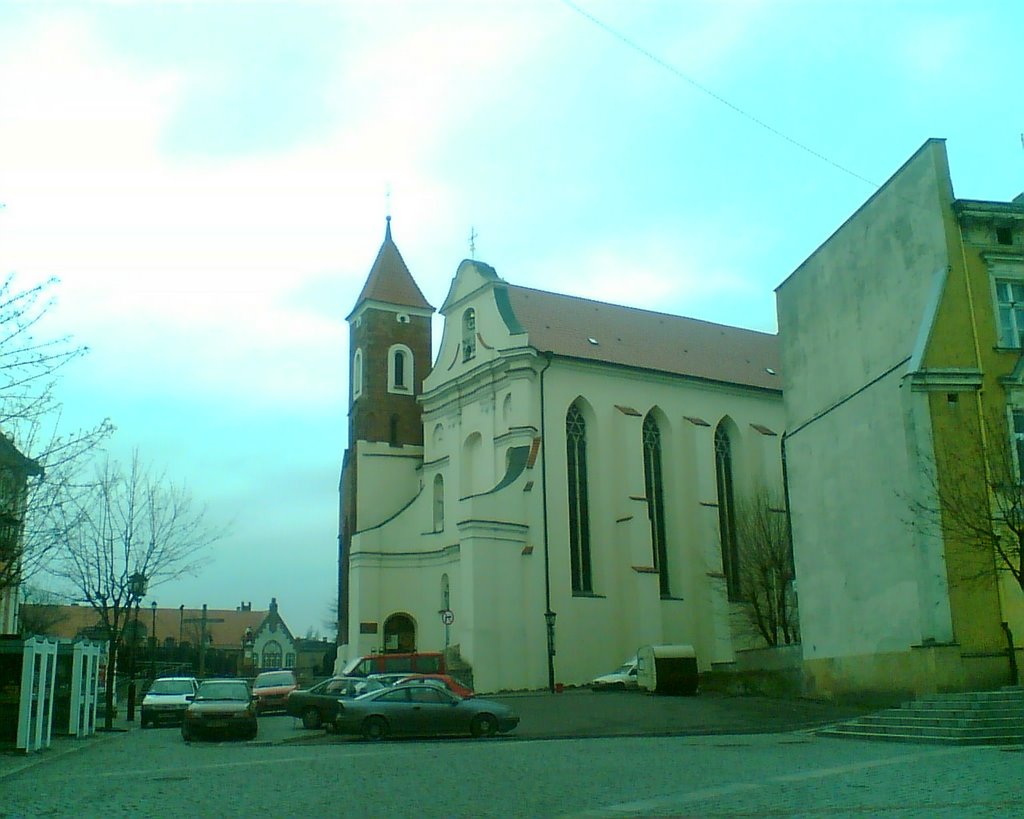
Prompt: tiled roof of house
<box><xmin>20</xmin><ymin>604</ymin><xmax>272</xmax><ymax>650</ymax></box>
<box><xmin>504</xmin><ymin>285</ymin><xmax>781</xmax><ymax>391</ymax></box>
<box><xmin>348</xmin><ymin>218</ymin><xmax>433</xmax><ymax>317</ymax></box>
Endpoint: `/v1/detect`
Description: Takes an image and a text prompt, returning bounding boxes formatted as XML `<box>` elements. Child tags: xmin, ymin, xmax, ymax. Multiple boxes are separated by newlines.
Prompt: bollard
<box><xmin>127</xmin><ymin>680</ymin><xmax>137</xmax><ymax>721</ymax></box>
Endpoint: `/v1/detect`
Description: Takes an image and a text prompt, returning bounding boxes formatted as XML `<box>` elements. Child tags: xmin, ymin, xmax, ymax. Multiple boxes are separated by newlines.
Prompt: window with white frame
<box><xmin>1012</xmin><ymin>409</ymin><xmax>1024</xmax><ymax>481</ymax></box>
<box><xmin>995</xmin><ymin>279</ymin><xmax>1024</xmax><ymax>348</ymax></box>
<box><xmin>387</xmin><ymin>344</ymin><xmax>413</xmax><ymax>393</ymax></box>
<box><xmin>352</xmin><ymin>348</ymin><xmax>363</xmax><ymax>400</ymax></box>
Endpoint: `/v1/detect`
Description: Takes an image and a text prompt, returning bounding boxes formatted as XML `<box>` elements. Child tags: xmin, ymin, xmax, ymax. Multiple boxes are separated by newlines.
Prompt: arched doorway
<box><xmin>382</xmin><ymin>613</ymin><xmax>416</xmax><ymax>653</ymax></box>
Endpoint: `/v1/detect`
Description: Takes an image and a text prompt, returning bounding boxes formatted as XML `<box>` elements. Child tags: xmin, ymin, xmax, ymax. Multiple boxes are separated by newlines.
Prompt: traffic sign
<box><xmin>440</xmin><ymin>609</ymin><xmax>455</xmax><ymax>625</ymax></box>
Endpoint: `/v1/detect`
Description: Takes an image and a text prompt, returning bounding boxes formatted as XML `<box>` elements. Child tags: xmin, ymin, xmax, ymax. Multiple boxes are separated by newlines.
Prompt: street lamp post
<box><xmin>544</xmin><ymin>610</ymin><xmax>557</xmax><ymax>693</ymax></box>
<box><xmin>126</xmin><ymin>572</ymin><xmax>147</xmax><ymax>722</ymax></box>
<box><xmin>150</xmin><ymin>601</ymin><xmax>158</xmax><ymax>679</ymax></box>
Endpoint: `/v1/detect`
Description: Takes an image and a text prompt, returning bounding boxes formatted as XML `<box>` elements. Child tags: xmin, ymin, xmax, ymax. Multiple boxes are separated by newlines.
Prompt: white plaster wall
<box><xmin>353</xmin><ymin>441</ymin><xmax>424</xmax><ymax>530</ymax></box>
<box><xmin>541</xmin><ymin>358</ymin><xmax>786</xmax><ymax>686</ymax></box>
<box><xmin>777</xmin><ymin>140</ymin><xmax>956</xmax><ymax>662</ymax></box>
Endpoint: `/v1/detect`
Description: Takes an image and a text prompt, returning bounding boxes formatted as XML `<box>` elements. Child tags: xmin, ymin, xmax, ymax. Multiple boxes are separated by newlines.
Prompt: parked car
<box><xmin>341</xmin><ymin>652</ymin><xmax>445</xmax><ymax>677</ymax></box>
<box><xmin>367</xmin><ymin>672</ymin><xmax>419</xmax><ymax>687</ymax></box>
<box><xmin>333</xmin><ymin>682</ymin><xmax>518</xmax><ymax>740</ymax></box>
<box><xmin>252</xmin><ymin>669</ymin><xmax>298</xmax><ymax>714</ymax></box>
<box><xmin>286</xmin><ymin>676</ymin><xmax>384</xmax><ymax>729</ymax></box>
<box><xmin>141</xmin><ymin>676</ymin><xmax>199</xmax><ymax>727</ymax></box>
<box><xmin>591</xmin><ymin>657</ymin><xmax>639</xmax><ymax>691</ymax></box>
<box><xmin>395</xmin><ymin>673</ymin><xmax>475</xmax><ymax>698</ymax></box>
<box><xmin>181</xmin><ymin>679</ymin><xmax>258</xmax><ymax>742</ymax></box>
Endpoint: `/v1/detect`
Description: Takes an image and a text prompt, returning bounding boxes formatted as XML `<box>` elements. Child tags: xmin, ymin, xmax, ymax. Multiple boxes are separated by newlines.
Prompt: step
<box><xmin>818</xmin><ymin>727</ymin><xmax>1024</xmax><ymax>746</ymax></box>
<box><xmin>911</xmin><ymin>691</ymin><xmax>1024</xmax><ymax>707</ymax></box>
<box><xmin>858</xmin><ymin>714</ymin><xmax>1024</xmax><ymax>731</ymax></box>
<box><xmin>907</xmin><ymin>701</ymin><xmax>1024</xmax><ymax>714</ymax></box>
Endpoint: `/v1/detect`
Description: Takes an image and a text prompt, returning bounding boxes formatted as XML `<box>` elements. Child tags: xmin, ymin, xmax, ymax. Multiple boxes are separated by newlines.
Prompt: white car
<box><xmin>591</xmin><ymin>658</ymin><xmax>639</xmax><ymax>690</ymax></box>
<box><xmin>141</xmin><ymin>676</ymin><xmax>199</xmax><ymax>727</ymax></box>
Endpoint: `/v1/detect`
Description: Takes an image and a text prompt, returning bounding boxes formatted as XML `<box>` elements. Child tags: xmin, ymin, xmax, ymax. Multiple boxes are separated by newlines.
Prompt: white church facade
<box><xmin>338</xmin><ymin>221</ymin><xmax>786</xmax><ymax>693</ymax></box>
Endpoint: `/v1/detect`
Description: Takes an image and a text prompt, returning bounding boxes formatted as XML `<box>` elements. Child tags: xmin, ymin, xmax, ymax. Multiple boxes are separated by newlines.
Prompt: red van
<box><xmin>341</xmin><ymin>652</ymin><xmax>445</xmax><ymax>677</ymax></box>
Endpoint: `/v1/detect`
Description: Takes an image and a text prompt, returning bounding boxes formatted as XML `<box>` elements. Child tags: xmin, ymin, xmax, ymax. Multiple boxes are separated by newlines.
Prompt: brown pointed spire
<box><xmin>347</xmin><ymin>218</ymin><xmax>433</xmax><ymax>318</ymax></box>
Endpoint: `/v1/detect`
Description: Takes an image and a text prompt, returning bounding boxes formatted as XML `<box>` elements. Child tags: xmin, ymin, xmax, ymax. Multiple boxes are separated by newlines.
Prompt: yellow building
<box><xmin>777</xmin><ymin>139</ymin><xmax>1024</xmax><ymax>697</ymax></box>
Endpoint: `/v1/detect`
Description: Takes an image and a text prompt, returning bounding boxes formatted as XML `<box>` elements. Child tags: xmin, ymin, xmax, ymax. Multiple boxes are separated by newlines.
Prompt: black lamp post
<box><xmin>544</xmin><ymin>610</ymin><xmax>557</xmax><ymax>693</ymax></box>
<box><xmin>126</xmin><ymin>572</ymin><xmax>148</xmax><ymax>721</ymax></box>
<box><xmin>150</xmin><ymin>601</ymin><xmax>158</xmax><ymax>678</ymax></box>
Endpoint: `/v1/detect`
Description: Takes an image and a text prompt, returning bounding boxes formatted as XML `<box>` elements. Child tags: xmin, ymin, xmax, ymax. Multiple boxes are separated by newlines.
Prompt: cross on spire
<box><xmin>469</xmin><ymin>226</ymin><xmax>478</xmax><ymax>259</ymax></box>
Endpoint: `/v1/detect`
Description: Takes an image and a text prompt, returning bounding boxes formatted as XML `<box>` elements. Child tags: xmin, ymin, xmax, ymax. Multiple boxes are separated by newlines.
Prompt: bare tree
<box><xmin>915</xmin><ymin>411</ymin><xmax>1024</xmax><ymax>593</ymax></box>
<box><xmin>735</xmin><ymin>488</ymin><xmax>799</xmax><ymax>647</ymax></box>
<box><xmin>0</xmin><ymin>274</ymin><xmax>112</xmax><ymax>594</ymax></box>
<box><xmin>46</xmin><ymin>452</ymin><xmax>222</xmax><ymax>728</ymax></box>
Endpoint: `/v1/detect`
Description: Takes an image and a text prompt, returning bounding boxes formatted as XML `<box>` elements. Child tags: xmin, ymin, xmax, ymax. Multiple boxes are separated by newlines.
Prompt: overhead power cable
<box><xmin>560</xmin><ymin>0</ymin><xmax>878</xmax><ymax>189</ymax></box>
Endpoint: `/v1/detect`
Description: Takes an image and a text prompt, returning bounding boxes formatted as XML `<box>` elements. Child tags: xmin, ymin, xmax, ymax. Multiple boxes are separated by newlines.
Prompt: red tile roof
<box><xmin>20</xmin><ymin>604</ymin><xmax>271</xmax><ymax>650</ymax></box>
<box><xmin>348</xmin><ymin>218</ymin><xmax>433</xmax><ymax>317</ymax></box>
<box><xmin>505</xmin><ymin>285</ymin><xmax>781</xmax><ymax>391</ymax></box>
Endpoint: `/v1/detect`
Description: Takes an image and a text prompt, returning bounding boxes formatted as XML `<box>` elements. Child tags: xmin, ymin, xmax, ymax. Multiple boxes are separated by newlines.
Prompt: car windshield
<box><xmin>196</xmin><ymin>682</ymin><xmax>250</xmax><ymax>701</ymax></box>
<box><xmin>148</xmin><ymin>679</ymin><xmax>194</xmax><ymax>695</ymax></box>
<box><xmin>254</xmin><ymin>672</ymin><xmax>294</xmax><ymax>688</ymax></box>
<box><xmin>616</xmin><ymin>663</ymin><xmax>635</xmax><ymax>674</ymax></box>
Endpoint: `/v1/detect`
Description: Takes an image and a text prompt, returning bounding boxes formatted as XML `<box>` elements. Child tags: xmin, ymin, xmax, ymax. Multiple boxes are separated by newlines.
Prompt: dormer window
<box><xmin>462</xmin><ymin>309</ymin><xmax>477</xmax><ymax>362</ymax></box>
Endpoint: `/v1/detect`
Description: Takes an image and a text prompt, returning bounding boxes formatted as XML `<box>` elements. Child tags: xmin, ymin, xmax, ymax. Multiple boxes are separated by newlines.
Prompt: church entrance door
<box><xmin>383</xmin><ymin>613</ymin><xmax>416</xmax><ymax>653</ymax></box>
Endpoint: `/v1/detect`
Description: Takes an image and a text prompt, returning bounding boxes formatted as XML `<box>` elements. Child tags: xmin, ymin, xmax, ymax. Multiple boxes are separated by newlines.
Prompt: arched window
<box><xmin>388</xmin><ymin>344</ymin><xmax>413</xmax><ymax>394</ymax></box>
<box><xmin>462</xmin><ymin>309</ymin><xmax>477</xmax><ymax>362</ymax></box>
<box><xmin>394</xmin><ymin>350</ymin><xmax>405</xmax><ymax>387</ymax></box>
<box><xmin>566</xmin><ymin>404</ymin><xmax>592</xmax><ymax>593</ymax></box>
<box><xmin>352</xmin><ymin>348</ymin><xmax>363</xmax><ymax>400</ymax></box>
<box><xmin>643</xmin><ymin>412</ymin><xmax>669</xmax><ymax>596</ymax></box>
<box><xmin>262</xmin><ymin>640</ymin><xmax>282</xmax><ymax>670</ymax></box>
<box><xmin>715</xmin><ymin>421</ymin><xmax>741</xmax><ymax>600</ymax></box>
<box><xmin>433</xmin><ymin>474</ymin><xmax>445</xmax><ymax>531</ymax></box>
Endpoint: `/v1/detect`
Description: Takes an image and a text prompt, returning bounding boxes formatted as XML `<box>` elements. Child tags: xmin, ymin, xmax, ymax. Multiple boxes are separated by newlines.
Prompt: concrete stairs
<box><xmin>818</xmin><ymin>687</ymin><xmax>1024</xmax><ymax>745</ymax></box>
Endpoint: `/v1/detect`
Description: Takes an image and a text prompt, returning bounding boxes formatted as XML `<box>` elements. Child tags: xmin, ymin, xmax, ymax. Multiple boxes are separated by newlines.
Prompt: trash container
<box><xmin>636</xmin><ymin>644</ymin><xmax>698</xmax><ymax>695</ymax></box>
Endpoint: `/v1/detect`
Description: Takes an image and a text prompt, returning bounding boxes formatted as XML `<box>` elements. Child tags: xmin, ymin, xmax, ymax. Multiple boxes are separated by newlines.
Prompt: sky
<box><xmin>1</xmin><ymin>0</ymin><xmax>1022</xmax><ymax>639</ymax></box>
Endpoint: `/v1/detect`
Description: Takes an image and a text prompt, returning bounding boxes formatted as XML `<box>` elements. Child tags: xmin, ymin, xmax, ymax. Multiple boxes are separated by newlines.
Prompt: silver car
<box><xmin>334</xmin><ymin>682</ymin><xmax>519</xmax><ymax>740</ymax></box>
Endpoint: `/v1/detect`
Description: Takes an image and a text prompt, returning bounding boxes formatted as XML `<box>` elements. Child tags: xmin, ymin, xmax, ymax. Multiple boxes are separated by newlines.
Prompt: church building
<box><xmin>338</xmin><ymin>220</ymin><xmax>786</xmax><ymax>693</ymax></box>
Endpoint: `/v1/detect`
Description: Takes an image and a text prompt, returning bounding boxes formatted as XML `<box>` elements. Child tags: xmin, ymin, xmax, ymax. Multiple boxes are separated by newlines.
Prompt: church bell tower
<box><xmin>338</xmin><ymin>217</ymin><xmax>433</xmax><ymax>647</ymax></box>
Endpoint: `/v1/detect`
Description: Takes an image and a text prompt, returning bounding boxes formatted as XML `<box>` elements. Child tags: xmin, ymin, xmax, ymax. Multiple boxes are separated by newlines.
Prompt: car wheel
<box><xmin>302</xmin><ymin>708</ymin><xmax>322</xmax><ymax>730</ymax></box>
<box><xmin>246</xmin><ymin>724</ymin><xmax>258</xmax><ymax>741</ymax></box>
<box><xmin>181</xmin><ymin>724</ymin><xmax>191</xmax><ymax>742</ymax></box>
<box><xmin>470</xmin><ymin>713</ymin><xmax>498</xmax><ymax>738</ymax></box>
<box><xmin>362</xmin><ymin>716</ymin><xmax>387</xmax><ymax>741</ymax></box>
<box><xmin>614</xmin><ymin>682</ymin><xmax>626</xmax><ymax>691</ymax></box>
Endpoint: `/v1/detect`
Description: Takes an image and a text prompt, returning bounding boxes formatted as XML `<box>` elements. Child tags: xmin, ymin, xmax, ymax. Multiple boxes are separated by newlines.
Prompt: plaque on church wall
<box><xmin>359</xmin><ymin>622</ymin><xmax>378</xmax><ymax>634</ymax></box>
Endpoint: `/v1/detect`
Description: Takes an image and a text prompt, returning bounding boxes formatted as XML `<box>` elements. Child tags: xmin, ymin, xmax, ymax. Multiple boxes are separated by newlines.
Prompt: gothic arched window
<box><xmin>643</xmin><ymin>412</ymin><xmax>670</xmax><ymax>596</ymax></box>
<box><xmin>566</xmin><ymin>404</ymin><xmax>592</xmax><ymax>593</ymax></box>
<box><xmin>715</xmin><ymin>422</ymin><xmax>741</xmax><ymax>600</ymax></box>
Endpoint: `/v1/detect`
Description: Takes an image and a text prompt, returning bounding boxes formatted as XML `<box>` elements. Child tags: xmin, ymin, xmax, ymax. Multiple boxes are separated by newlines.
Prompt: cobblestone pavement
<box><xmin>2</xmin><ymin>693</ymin><xmax>1020</xmax><ymax>817</ymax></box>
<box><xmin>2</xmin><ymin>725</ymin><xmax>1023</xmax><ymax>817</ymax></box>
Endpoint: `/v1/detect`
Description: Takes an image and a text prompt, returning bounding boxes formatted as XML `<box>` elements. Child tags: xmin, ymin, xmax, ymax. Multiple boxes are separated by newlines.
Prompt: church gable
<box><xmin>425</xmin><ymin>260</ymin><xmax>533</xmax><ymax>393</ymax></box>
